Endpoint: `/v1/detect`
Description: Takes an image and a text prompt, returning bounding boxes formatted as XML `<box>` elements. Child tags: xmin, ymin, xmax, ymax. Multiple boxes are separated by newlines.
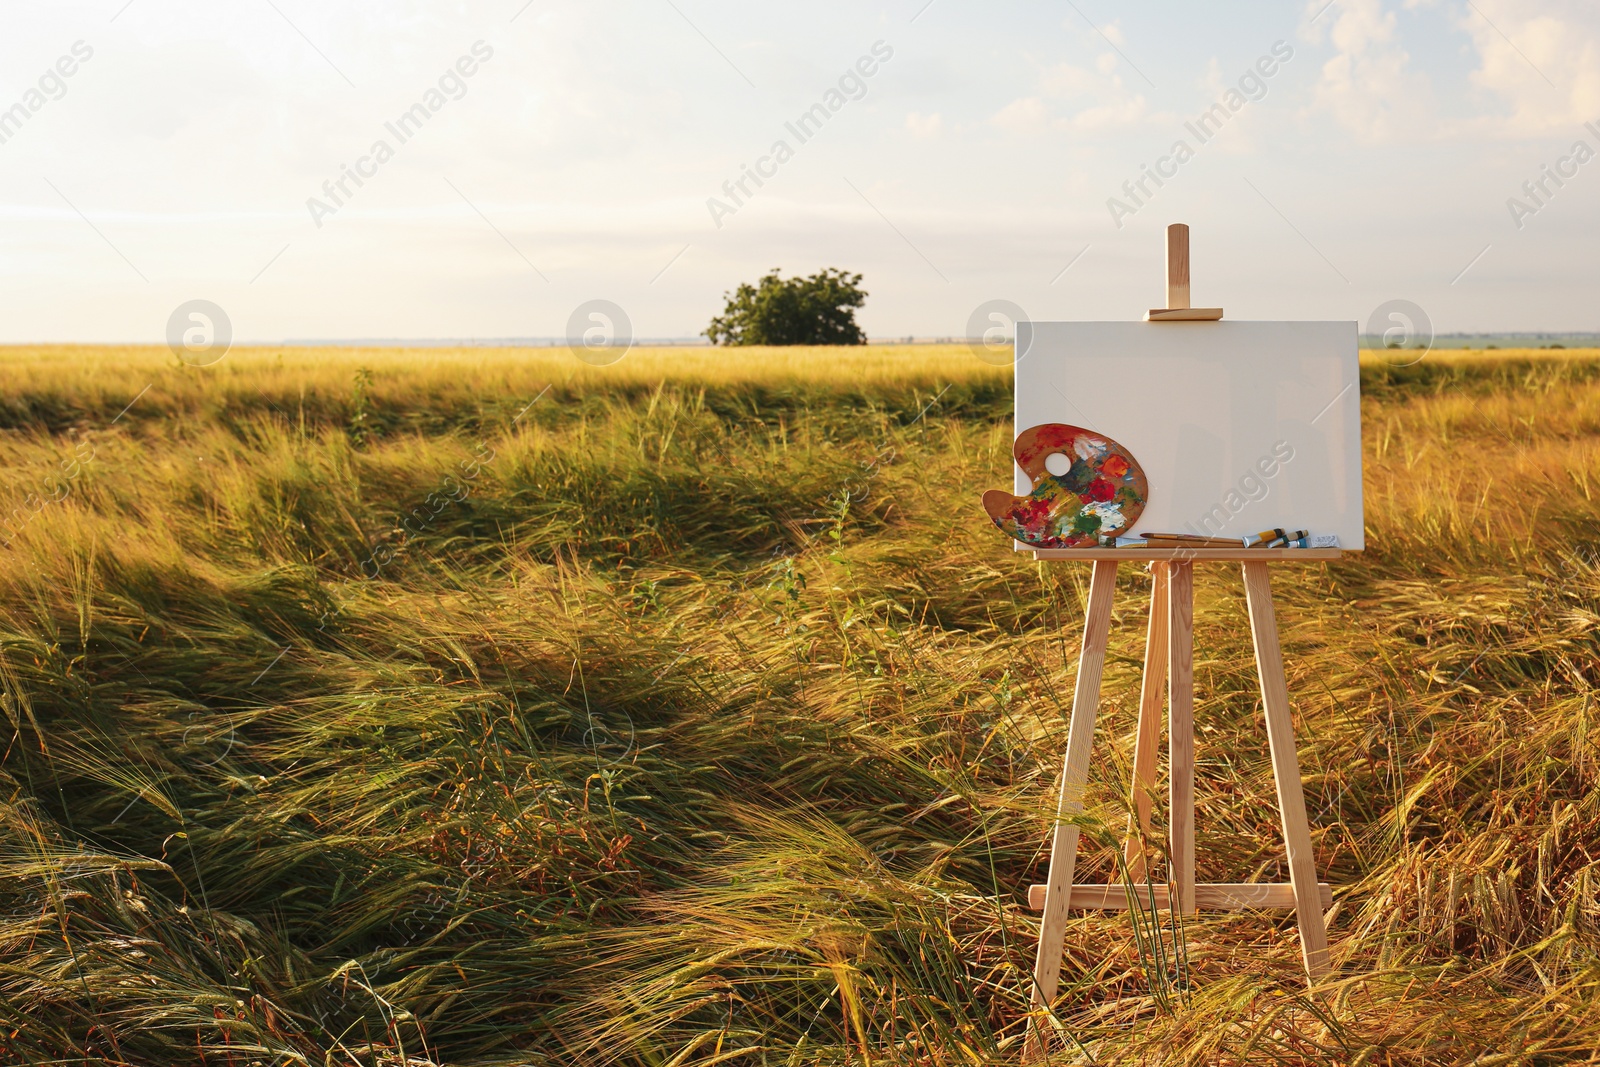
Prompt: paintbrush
<box><xmin>1137</xmin><ymin>532</ymin><xmax>1241</xmax><ymax>547</ymax></box>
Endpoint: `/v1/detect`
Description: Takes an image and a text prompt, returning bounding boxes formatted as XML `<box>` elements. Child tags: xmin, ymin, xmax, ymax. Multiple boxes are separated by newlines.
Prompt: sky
<box><xmin>2</xmin><ymin>0</ymin><xmax>1598</xmax><ymax>344</ymax></box>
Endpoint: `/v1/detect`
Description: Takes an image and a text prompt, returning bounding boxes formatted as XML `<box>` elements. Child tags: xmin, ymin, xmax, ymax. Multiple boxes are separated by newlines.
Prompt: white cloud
<box><xmin>1303</xmin><ymin>0</ymin><xmax>1600</xmax><ymax>141</ymax></box>
<box><xmin>1004</xmin><ymin>58</ymin><xmax>1161</xmax><ymax>133</ymax></box>
<box><xmin>990</xmin><ymin>90</ymin><xmax>1151</xmax><ymax>134</ymax></box>
<box><xmin>991</xmin><ymin>96</ymin><xmax>1049</xmax><ymax>132</ymax></box>
<box><xmin>905</xmin><ymin>111</ymin><xmax>943</xmax><ymax>138</ymax></box>
<box><xmin>1039</xmin><ymin>61</ymin><xmax>1105</xmax><ymax>97</ymax></box>
<box><xmin>1456</xmin><ymin>0</ymin><xmax>1600</xmax><ymax>136</ymax></box>
<box><xmin>1066</xmin><ymin>96</ymin><xmax>1150</xmax><ymax>131</ymax></box>
<box><xmin>1303</xmin><ymin>0</ymin><xmax>1436</xmax><ymax>142</ymax></box>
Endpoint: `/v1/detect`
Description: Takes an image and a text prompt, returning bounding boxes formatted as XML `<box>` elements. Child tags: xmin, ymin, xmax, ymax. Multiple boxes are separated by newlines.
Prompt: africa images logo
<box><xmin>1105</xmin><ymin>41</ymin><xmax>1294</xmax><ymax>229</ymax></box>
<box><xmin>306</xmin><ymin>41</ymin><xmax>495</xmax><ymax>227</ymax></box>
<box><xmin>705</xmin><ymin>41</ymin><xmax>894</xmax><ymax>229</ymax></box>
<box><xmin>0</xmin><ymin>41</ymin><xmax>94</xmax><ymax>148</ymax></box>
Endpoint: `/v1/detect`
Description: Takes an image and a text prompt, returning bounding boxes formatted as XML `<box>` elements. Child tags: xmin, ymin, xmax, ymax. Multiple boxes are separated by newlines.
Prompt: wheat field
<box><xmin>0</xmin><ymin>344</ymin><xmax>1597</xmax><ymax>1065</ymax></box>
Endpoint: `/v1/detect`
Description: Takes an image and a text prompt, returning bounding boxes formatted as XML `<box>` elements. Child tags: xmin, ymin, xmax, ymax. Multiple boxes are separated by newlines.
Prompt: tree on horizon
<box><xmin>705</xmin><ymin>268</ymin><xmax>867</xmax><ymax>346</ymax></box>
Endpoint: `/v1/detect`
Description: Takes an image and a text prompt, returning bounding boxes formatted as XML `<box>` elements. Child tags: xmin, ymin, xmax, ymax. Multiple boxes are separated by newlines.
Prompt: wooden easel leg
<box><xmin>1123</xmin><ymin>564</ymin><xmax>1169</xmax><ymax>883</ymax></box>
<box><xmin>1025</xmin><ymin>560</ymin><xmax>1119</xmax><ymax>1063</ymax></box>
<box><xmin>1167</xmin><ymin>561</ymin><xmax>1197</xmax><ymax>916</ymax></box>
<box><xmin>1240</xmin><ymin>561</ymin><xmax>1331</xmax><ymax>983</ymax></box>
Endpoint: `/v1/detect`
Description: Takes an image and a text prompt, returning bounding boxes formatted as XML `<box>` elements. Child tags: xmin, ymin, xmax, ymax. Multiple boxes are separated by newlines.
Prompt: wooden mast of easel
<box><xmin>1167</xmin><ymin>222</ymin><xmax>1191</xmax><ymax>310</ymax></box>
<box><xmin>1147</xmin><ymin>222</ymin><xmax>1223</xmax><ymax>321</ymax></box>
<box><xmin>1023</xmin><ymin>224</ymin><xmax>1328</xmax><ymax>1063</ymax></box>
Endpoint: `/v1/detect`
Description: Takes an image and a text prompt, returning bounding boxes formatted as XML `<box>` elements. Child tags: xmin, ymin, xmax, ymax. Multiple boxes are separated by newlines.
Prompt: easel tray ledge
<box><xmin>1024</xmin><ymin>547</ymin><xmax>1346</xmax><ymax>562</ymax></box>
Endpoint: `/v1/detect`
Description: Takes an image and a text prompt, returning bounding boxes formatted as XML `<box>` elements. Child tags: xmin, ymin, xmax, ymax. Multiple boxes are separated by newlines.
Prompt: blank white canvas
<box><xmin>1012</xmin><ymin>321</ymin><xmax>1364</xmax><ymax>549</ymax></box>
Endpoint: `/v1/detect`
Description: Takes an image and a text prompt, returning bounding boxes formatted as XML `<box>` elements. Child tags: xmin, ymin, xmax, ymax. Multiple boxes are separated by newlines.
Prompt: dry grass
<box><xmin>0</xmin><ymin>343</ymin><xmax>1597</xmax><ymax>1065</ymax></box>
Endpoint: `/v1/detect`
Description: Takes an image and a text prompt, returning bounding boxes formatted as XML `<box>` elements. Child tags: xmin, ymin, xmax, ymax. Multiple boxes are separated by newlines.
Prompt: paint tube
<box><xmin>1243</xmin><ymin>528</ymin><xmax>1309</xmax><ymax>547</ymax></box>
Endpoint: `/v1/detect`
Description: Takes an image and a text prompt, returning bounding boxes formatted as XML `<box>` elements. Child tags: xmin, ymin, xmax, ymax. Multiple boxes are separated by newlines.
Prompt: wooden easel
<box><xmin>1021</xmin><ymin>226</ymin><xmax>1336</xmax><ymax>1062</ymax></box>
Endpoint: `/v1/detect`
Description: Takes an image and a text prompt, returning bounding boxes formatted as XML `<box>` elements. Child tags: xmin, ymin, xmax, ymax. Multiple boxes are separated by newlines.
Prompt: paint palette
<box><xmin>982</xmin><ymin>423</ymin><xmax>1149</xmax><ymax>548</ymax></box>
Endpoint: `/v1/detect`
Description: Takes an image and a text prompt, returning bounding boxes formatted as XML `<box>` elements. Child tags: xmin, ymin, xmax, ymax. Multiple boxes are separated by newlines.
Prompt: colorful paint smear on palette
<box><xmin>981</xmin><ymin>423</ymin><xmax>1149</xmax><ymax>548</ymax></box>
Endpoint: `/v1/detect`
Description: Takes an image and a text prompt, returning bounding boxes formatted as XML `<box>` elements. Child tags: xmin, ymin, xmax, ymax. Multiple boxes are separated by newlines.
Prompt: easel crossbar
<box><xmin>1026</xmin><ymin>882</ymin><xmax>1333</xmax><ymax>912</ymax></box>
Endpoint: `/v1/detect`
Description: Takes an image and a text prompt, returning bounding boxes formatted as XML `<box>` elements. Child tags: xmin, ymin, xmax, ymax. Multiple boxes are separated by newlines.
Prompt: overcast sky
<box><xmin>2</xmin><ymin>0</ymin><xmax>1597</xmax><ymax>343</ymax></box>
